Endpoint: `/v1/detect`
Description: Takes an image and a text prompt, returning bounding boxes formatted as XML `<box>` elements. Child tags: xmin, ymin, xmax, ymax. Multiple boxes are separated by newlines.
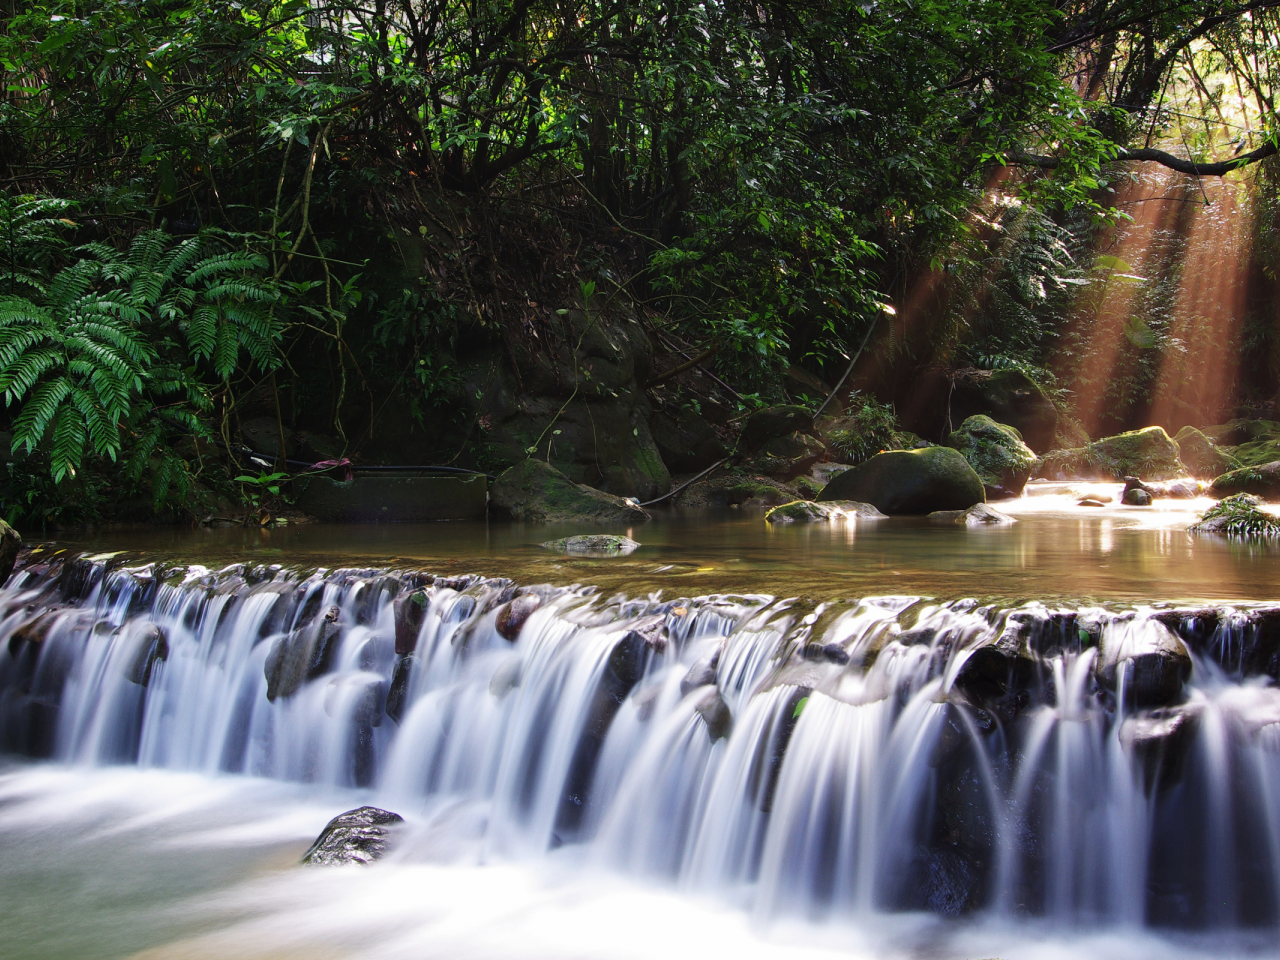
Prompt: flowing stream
<box><xmin>3</xmin><ymin>492</ymin><xmax>1280</xmax><ymax>958</ymax></box>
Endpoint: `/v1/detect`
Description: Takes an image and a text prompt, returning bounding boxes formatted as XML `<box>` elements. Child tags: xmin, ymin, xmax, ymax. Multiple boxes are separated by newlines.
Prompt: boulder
<box><xmin>1122</xmin><ymin>487</ymin><xmax>1152</xmax><ymax>506</ymax></box>
<box><xmin>489</xmin><ymin>459</ymin><xmax>651</xmax><ymax>523</ymax></box>
<box><xmin>945</xmin><ymin>415</ymin><xmax>1036</xmax><ymax>499</ymax></box>
<box><xmin>817</xmin><ymin>447</ymin><xmax>985</xmax><ymax>515</ymax></box>
<box><xmin>737</xmin><ymin>405</ymin><xmax>814</xmax><ymax>454</ymax></box>
<box><xmin>393</xmin><ymin>591</ymin><xmax>429</xmax><ymax>655</ymax></box>
<box><xmin>928</xmin><ymin>503</ymin><xmax>1016</xmax><ymax>525</ymax></box>
<box><xmin>1036</xmin><ymin>426</ymin><xmax>1186</xmax><ymax>481</ymax></box>
<box><xmin>1174</xmin><ymin>425</ymin><xmax>1239</xmax><ymax>479</ymax></box>
<box><xmin>0</xmin><ymin>520</ymin><xmax>20</xmax><ymax>584</ymax></box>
<box><xmin>671</xmin><ymin>473</ymin><xmax>800</xmax><ymax>508</ymax></box>
<box><xmin>948</xmin><ymin>368</ymin><xmax>1057</xmax><ymax>452</ymax></box>
<box><xmin>1210</xmin><ymin>461</ymin><xmax>1280</xmax><ymax>500</ymax></box>
<box><xmin>540</xmin><ymin>535</ymin><xmax>641</xmax><ymax>556</ymax></box>
<box><xmin>649</xmin><ymin>409</ymin><xmax>727</xmax><ymax>473</ymax></box>
<box><xmin>496</xmin><ymin>594</ymin><xmax>542</xmax><ymax>640</ymax></box>
<box><xmin>1097</xmin><ymin>620</ymin><xmax>1191</xmax><ymax>708</ymax></box>
<box><xmin>302</xmin><ymin>806</ymin><xmax>404</xmax><ymax>865</ymax></box>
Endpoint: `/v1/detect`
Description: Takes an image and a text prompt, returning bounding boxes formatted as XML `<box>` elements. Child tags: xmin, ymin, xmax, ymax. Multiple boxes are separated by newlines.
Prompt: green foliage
<box><xmin>1191</xmin><ymin>494</ymin><xmax>1280</xmax><ymax>539</ymax></box>
<box><xmin>824</xmin><ymin>393</ymin><xmax>910</xmax><ymax>466</ymax></box>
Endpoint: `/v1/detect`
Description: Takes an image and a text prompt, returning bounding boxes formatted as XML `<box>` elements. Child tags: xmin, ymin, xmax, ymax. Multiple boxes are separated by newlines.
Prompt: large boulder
<box><xmin>302</xmin><ymin>806</ymin><xmax>404</xmax><ymax>865</ymax></box>
<box><xmin>1210</xmin><ymin>461</ymin><xmax>1280</xmax><ymax>501</ymax></box>
<box><xmin>817</xmin><ymin>447</ymin><xmax>985</xmax><ymax>515</ymax></box>
<box><xmin>490</xmin><ymin>459</ymin><xmax>651</xmax><ymax>522</ymax></box>
<box><xmin>948</xmin><ymin>368</ymin><xmax>1058</xmax><ymax>453</ymax></box>
<box><xmin>1035</xmin><ymin>426</ymin><xmax>1185</xmax><ymax>481</ymax></box>
<box><xmin>0</xmin><ymin>520</ymin><xmax>20</xmax><ymax>584</ymax></box>
<box><xmin>945</xmin><ymin>415</ymin><xmax>1036</xmax><ymax>499</ymax></box>
<box><xmin>737</xmin><ymin>405</ymin><xmax>814</xmax><ymax>454</ymax></box>
<box><xmin>1174</xmin><ymin>425</ymin><xmax>1240</xmax><ymax>479</ymax></box>
<box><xmin>649</xmin><ymin>408</ymin><xmax>726</xmax><ymax>473</ymax></box>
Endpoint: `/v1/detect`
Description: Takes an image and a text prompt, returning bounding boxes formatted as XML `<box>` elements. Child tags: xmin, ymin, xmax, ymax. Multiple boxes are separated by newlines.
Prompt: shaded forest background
<box><xmin>1</xmin><ymin>0</ymin><xmax>1278</xmax><ymax>523</ymax></box>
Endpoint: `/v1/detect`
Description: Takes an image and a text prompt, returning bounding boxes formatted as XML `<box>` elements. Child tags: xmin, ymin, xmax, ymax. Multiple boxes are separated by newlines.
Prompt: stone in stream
<box><xmin>393</xmin><ymin>590</ymin><xmax>429</xmax><ymax>655</ymax></box>
<box><xmin>927</xmin><ymin>503</ymin><xmax>1015</xmax><ymax>525</ymax></box>
<box><xmin>695</xmin><ymin>688</ymin><xmax>733</xmax><ymax>742</ymax></box>
<box><xmin>496</xmin><ymin>593</ymin><xmax>542</xmax><ymax>640</ymax></box>
<box><xmin>264</xmin><ymin>604</ymin><xmax>342</xmax><ymax>701</ymax></box>
<box><xmin>680</xmin><ymin>646</ymin><xmax>723</xmax><ymax>696</ymax></box>
<box><xmin>1096</xmin><ymin>619</ymin><xmax>1192</xmax><ymax>708</ymax></box>
<box><xmin>945</xmin><ymin>415</ymin><xmax>1037</xmax><ymax>499</ymax></box>
<box><xmin>764</xmin><ymin>499</ymin><xmax>886</xmax><ymax>524</ymax></box>
<box><xmin>1121</xmin><ymin>485</ymin><xmax>1153</xmax><ymax>506</ymax></box>
<box><xmin>489</xmin><ymin>459</ymin><xmax>651</xmax><ymax>523</ymax></box>
<box><xmin>540</xmin><ymin>534</ymin><xmax>641</xmax><ymax>556</ymax></box>
<box><xmin>1036</xmin><ymin>426</ymin><xmax>1186</xmax><ymax>482</ymax></box>
<box><xmin>122</xmin><ymin>623</ymin><xmax>168</xmax><ymax>687</ymax></box>
<box><xmin>817</xmin><ymin>447</ymin><xmax>985</xmax><ymax>515</ymax></box>
<box><xmin>302</xmin><ymin>806</ymin><xmax>405</xmax><ymax>865</ymax></box>
<box><xmin>1078</xmin><ymin>498</ymin><xmax>1107</xmax><ymax>507</ymax></box>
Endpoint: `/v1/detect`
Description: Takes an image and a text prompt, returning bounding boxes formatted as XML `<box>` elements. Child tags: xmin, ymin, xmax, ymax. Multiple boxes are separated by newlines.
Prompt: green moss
<box><xmin>1174</xmin><ymin>425</ymin><xmax>1241</xmax><ymax>478</ymax></box>
<box><xmin>1190</xmin><ymin>494</ymin><xmax>1280</xmax><ymax>539</ymax></box>
<box><xmin>1226</xmin><ymin>437</ymin><xmax>1280</xmax><ymax>469</ymax></box>
<box><xmin>1037</xmin><ymin>426</ymin><xmax>1185</xmax><ymax>481</ymax></box>
<box><xmin>946</xmin><ymin>415</ymin><xmax>1035</xmax><ymax>494</ymax></box>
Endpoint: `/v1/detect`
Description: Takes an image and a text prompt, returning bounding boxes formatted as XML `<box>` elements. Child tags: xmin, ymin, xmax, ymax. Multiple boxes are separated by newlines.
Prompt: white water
<box><xmin>4</xmin><ymin>553</ymin><xmax>1280</xmax><ymax>957</ymax></box>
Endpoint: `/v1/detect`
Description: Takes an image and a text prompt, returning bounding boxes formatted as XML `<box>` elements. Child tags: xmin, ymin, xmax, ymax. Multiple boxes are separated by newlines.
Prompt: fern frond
<box><xmin>212</xmin><ymin>320</ymin><xmax>238</xmax><ymax>378</ymax></box>
<box><xmin>49</xmin><ymin>404</ymin><xmax>87</xmax><ymax>482</ymax></box>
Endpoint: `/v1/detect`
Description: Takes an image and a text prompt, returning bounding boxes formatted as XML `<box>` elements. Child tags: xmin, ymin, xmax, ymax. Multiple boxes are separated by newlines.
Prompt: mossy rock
<box><xmin>540</xmin><ymin>534</ymin><xmax>641</xmax><ymax>556</ymax></box>
<box><xmin>817</xmin><ymin>447</ymin><xmax>985</xmax><ymax>515</ymax></box>
<box><xmin>1190</xmin><ymin>494</ymin><xmax>1280</xmax><ymax>538</ymax></box>
<box><xmin>1210</xmin><ymin>461</ymin><xmax>1280</xmax><ymax>501</ymax></box>
<box><xmin>670</xmin><ymin>473</ymin><xmax>800</xmax><ymax>508</ymax></box>
<box><xmin>490</xmin><ymin>459</ymin><xmax>651</xmax><ymax>523</ymax></box>
<box><xmin>1035</xmin><ymin>426</ymin><xmax>1185</xmax><ymax>481</ymax></box>
<box><xmin>1201</xmin><ymin>419</ymin><xmax>1280</xmax><ymax>446</ymax></box>
<box><xmin>763</xmin><ymin>499</ymin><xmax>884</xmax><ymax>523</ymax></box>
<box><xmin>945</xmin><ymin>415</ymin><xmax>1036</xmax><ymax>500</ymax></box>
<box><xmin>0</xmin><ymin>519</ymin><xmax>20</xmax><ymax>584</ymax></box>
<box><xmin>1225</xmin><ymin>437</ymin><xmax>1280</xmax><ymax>469</ymax></box>
<box><xmin>741</xmin><ymin>432</ymin><xmax>826</xmax><ymax>481</ymax></box>
<box><xmin>1174</xmin><ymin>425</ymin><xmax>1240</xmax><ymax>479</ymax></box>
<box><xmin>949</xmin><ymin>367</ymin><xmax>1057</xmax><ymax>452</ymax></box>
<box><xmin>928</xmin><ymin>503</ymin><xmax>1016</xmax><ymax>525</ymax></box>
<box><xmin>737</xmin><ymin>405</ymin><xmax>814</xmax><ymax>454</ymax></box>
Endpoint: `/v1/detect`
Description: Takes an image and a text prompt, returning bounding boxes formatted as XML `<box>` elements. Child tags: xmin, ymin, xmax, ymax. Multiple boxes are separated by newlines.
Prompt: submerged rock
<box><xmin>540</xmin><ymin>534</ymin><xmax>641</xmax><ymax>556</ymax></box>
<box><xmin>818</xmin><ymin>447</ymin><xmax>985</xmax><ymax>515</ymax></box>
<box><xmin>489</xmin><ymin>459</ymin><xmax>651</xmax><ymax>523</ymax></box>
<box><xmin>928</xmin><ymin>503</ymin><xmax>1016</xmax><ymax>525</ymax></box>
<box><xmin>945</xmin><ymin>415</ymin><xmax>1037</xmax><ymax>499</ymax></box>
<box><xmin>302</xmin><ymin>806</ymin><xmax>404</xmax><ymax>865</ymax></box>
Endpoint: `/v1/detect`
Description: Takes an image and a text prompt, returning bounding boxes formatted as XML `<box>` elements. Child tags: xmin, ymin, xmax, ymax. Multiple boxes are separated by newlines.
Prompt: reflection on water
<box><xmin>43</xmin><ymin>484</ymin><xmax>1280</xmax><ymax>604</ymax></box>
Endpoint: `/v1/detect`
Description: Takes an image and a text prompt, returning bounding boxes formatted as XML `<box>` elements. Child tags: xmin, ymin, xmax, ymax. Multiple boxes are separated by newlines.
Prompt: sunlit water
<box><xmin>4</xmin><ymin>485</ymin><xmax>1280</xmax><ymax>959</ymax></box>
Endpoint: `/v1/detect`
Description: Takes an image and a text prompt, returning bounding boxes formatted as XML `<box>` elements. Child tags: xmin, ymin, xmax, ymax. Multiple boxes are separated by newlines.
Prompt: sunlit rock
<box><xmin>928</xmin><ymin>503</ymin><xmax>1015</xmax><ymax>525</ymax></box>
<box><xmin>946</xmin><ymin>415</ymin><xmax>1037</xmax><ymax>499</ymax></box>
<box><xmin>540</xmin><ymin>535</ymin><xmax>641</xmax><ymax>556</ymax></box>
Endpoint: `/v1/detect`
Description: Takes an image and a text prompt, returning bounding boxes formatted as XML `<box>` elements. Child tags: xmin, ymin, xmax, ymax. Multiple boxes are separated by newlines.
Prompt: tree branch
<box><xmin>1010</xmin><ymin>139</ymin><xmax>1278</xmax><ymax>176</ymax></box>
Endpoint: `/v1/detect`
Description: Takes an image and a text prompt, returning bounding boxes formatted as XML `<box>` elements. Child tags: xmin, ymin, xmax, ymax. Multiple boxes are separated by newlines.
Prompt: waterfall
<box><xmin>3</xmin><ymin>550</ymin><xmax>1280</xmax><ymax>930</ymax></box>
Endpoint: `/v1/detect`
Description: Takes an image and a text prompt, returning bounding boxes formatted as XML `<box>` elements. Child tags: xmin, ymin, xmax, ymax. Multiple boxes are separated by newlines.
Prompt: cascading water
<box><xmin>3</xmin><ymin>549</ymin><xmax>1280</xmax><ymax>933</ymax></box>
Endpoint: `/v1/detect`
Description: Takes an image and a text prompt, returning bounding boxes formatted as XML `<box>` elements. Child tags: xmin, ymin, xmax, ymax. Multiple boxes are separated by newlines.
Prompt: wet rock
<box><xmin>1098</xmin><ymin>620</ymin><xmax>1192</xmax><ymax>708</ymax></box>
<box><xmin>489</xmin><ymin>459</ymin><xmax>651</xmax><ymax>523</ymax></box>
<box><xmin>764</xmin><ymin>500</ymin><xmax>841</xmax><ymax>524</ymax></box>
<box><xmin>496</xmin><ymin>594</ymin><xmax>542</xmax><ymax>640</ymax></box>
<box><xmin>1121</xmin><ymin>486</ymin><xmax>1152</xmax><ymax>506</ymax></box>
<box><xmin>680</xmin><ymin>647</ymin><xmax>722</xmax><ymax>695</ymax></box>
<box><xmin>264</xmin><ymin>605</ymin><xmax>342</xmax><ymax>701</ymax></box>
<box><xmin>384</xmin><ymin>656</ymin><xmax>415</xmax><ymax>724</ymax></box>
<box><xmin>1078</xmin><ymin>497</ymin><xmax>1106</xmax><ymax>507</ymax></box>
<box><xmin>1120</xmin><ymin>706</ymin><xmax>1200</xmax><ymax>791</ymax></box>
<box><xmin>322</xmin><ymin>675</ymin><xmax>385</xmax><ymax>727</ymax></box>
<box><xmin>123</xmin><ymin>623</ymin><xmax>168</xmax><ymax>687</ymax></box>
<box><xmin>945</xmin><ymin>415</ymin><xmax>1037</xmax><ymax>499</ymax></box>
<box><xmin>737</xmin><ymin>405</ymin><xmax>814</xmax><ymax>454</ymax></box>
<box><xmin>695</xmin><ymin>688</ymin><xmax>733</xmax><ymax>742</ymax></box>
<box><xmin>928</xmin><ymin>503</ymin><xmax>1015</xmax><ymax>525</ymax></box>
<box><xmin>1174</xmin><ymin>426</ymin><xmax>1239</xmax><ymax>479</ymax></box>
<box><xmin>0</xmin><ymin>520</ymin><xmax>20</xmax><ymax>584</ymax></box>
<box><xmin>302</xmin><ymin>806</ymin><xmax>404</xmax><ymax>865</ymax></box>
<box><xmin>801</xmin><ymin>642</ymin><xmax>851</xmax><ymax>665</ymax></box>
<box><xmin>489</xmin><ymin>658</ymin><xmax>522</xmax><ymax>697</ymax></box>
<box><xmin>818</xmin><ymin>447</ymin><xmax>985</xmax><ymax>515</ymax></box>
<box><xmin>540</xmin><ymin>535</ymin><xmax>640</xmax><ymax>556</ymax></box>
<box><xmin>393</xmin><ymin>591</ymin><xmax>429</xmax><ymax>655</ymax></box>
<box><xmin>1211</xmin><ymin>460</ymin><xmax>1280</xmax><ymax>500</ymax></box>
